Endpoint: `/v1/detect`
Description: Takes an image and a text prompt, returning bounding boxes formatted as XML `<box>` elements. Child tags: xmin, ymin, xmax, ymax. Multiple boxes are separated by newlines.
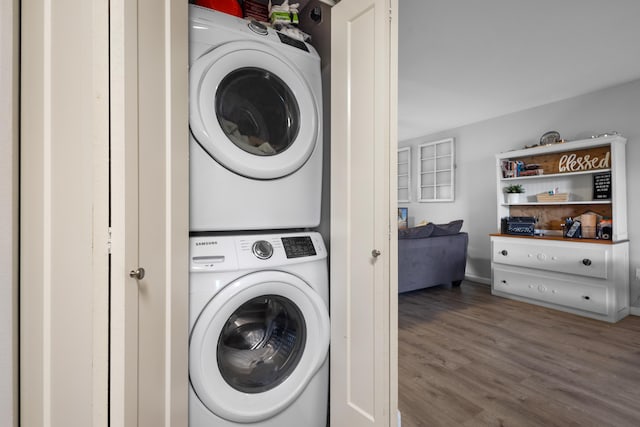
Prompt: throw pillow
<box><xmin>430</xmin><ymin>219</ymin><xmax>463</xmax><ymax>236</ymax></box>
<box><xmin>398</xmin><ymin>222</ymin><xmax>434</xmax><ymax>239</ymax></box>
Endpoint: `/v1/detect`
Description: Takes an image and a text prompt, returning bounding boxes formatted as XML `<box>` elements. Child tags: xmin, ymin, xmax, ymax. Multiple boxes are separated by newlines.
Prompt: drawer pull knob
<box><xmin>500</xmin><ymin>250</ymin><xmax>508</xmax><ymax>256</ymax></box>
<box><xmin>582</xmin><ymin>295</ymin><xmax>591</xmax><ymax>300</ymax></box>
<box><xmin>582</xmin><ymin>258</ymin><xmax>592</xmax><ymax>266</ymax></box>
<box><xmin>501</xmin><ymin>280</ymin><xmax>507</xmax><ymax>284</ymax></box>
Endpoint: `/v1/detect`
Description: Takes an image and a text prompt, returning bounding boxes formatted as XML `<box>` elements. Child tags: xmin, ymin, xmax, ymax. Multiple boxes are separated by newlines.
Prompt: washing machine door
<box><xmin>189</xmin><ymin>271</ymin><xmax>329</xmax><ymax>423</ymax></box>
<box><xmin>190</xmin><ymin>41</ymin><xmax>319</xmax><ymax>180</ymax></box>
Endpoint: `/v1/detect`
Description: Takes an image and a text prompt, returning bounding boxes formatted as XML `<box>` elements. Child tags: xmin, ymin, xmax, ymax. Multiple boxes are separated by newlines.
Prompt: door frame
<box><xmin>0</xmin><ymin>1</ymin><xmax>19</xmax><ymax>425</ymax></box>
<box><xmin>17</xmin><ymin>1</ymin><xmax>398</xmax><ymax>426</ymax></box>
<box><xmin>19</xmin><ymin>1</ymin><xmax>110</xmax><ymax>425</ymax></box>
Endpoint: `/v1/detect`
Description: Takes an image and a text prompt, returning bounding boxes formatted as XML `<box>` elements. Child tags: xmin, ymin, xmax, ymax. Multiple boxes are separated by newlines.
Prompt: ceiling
<box><xmin>398</xmin><ymin>0</ymin><xmax>640</xmax><ymax>141</ymax></box>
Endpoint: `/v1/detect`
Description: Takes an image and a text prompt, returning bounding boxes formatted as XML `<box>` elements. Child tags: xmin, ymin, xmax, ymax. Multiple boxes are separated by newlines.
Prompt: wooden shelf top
<box><xmin>489</xmin><ymin>233</ymin><xmax>626</xmax><ymax>245</ymax></box>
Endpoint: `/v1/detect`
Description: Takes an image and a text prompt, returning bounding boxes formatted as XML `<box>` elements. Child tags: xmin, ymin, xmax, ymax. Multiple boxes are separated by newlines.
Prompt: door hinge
<box><xmin>107</xmin><ymin>227</ymin><xmax>112</xmax><ymax>254</ymax></box>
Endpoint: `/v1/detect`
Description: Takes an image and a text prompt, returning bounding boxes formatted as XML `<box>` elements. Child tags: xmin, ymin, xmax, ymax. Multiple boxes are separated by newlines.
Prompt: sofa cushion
<box><xmin>398</xmin><ymin>222</ymin><xmax>434</xmax><ymax>239</ymax></box>
<box><xmin>431</xmin><ymin>219</ymin><xmax>464</xmax><ymax>236</ymax></box>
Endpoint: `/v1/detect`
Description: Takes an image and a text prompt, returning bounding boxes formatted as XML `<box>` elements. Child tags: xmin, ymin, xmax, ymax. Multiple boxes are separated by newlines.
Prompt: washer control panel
<box><xmin>190</xmin><ymin>232</ymin><xmax>326</xmax><ymax>272</ymax></box>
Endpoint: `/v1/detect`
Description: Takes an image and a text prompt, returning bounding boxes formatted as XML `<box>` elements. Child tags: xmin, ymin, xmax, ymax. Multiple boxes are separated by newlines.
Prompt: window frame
<box><xmin>417</xmin><ymin>137</ymin><xmax>455</xmax><ymax>202</ymax></box>
<box><xmin>397</xmin><ymin>146</ymin><xmax>411</xmax><ymax>202</ymax></box>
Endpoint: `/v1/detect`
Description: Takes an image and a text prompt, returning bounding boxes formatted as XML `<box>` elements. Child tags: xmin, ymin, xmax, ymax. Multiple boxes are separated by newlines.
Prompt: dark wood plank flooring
<box><xmin>398</xmin><ymin>281</ymin><xmax>640</xmax><ymax>427</ymax></box>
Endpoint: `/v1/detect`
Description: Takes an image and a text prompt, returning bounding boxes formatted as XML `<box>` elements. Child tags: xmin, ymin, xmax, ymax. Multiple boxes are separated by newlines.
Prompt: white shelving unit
<box><xmin>491</xmin><ymin>135</ymin><xmax>630</xmax><ymax>322</ymax></box>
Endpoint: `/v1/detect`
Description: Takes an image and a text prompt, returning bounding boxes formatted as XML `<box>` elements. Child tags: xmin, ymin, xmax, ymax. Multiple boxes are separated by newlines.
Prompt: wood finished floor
<box><xmin>398</xmin><ymin>282</ymin><xmax>640</xmax><ymax>427</ymax></box>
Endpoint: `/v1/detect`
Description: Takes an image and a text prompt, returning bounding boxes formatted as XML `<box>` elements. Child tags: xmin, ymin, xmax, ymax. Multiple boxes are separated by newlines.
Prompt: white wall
<box><xmin>0</xmin><ymin>1</ymin><xmax>18</xmax><ymax>426</ymax></box>
<box><xmin>399</xmin><ymin>79</ymin><xmax>640</xmax><ymax>302</ymax></box>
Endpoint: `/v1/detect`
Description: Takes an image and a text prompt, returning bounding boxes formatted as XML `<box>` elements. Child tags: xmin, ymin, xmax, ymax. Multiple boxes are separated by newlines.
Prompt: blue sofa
<box><xmin>398</xmin><ymin>220</ymin><xmax>468</xmax><ymax>293</ymax></box>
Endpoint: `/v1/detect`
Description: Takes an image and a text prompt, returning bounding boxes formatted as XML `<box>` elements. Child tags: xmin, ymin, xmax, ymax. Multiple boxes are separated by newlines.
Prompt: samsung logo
<box><xmin>195</xmin><ymin>241</ymin><xmax>218</xmax><ymax>246</ymax></box>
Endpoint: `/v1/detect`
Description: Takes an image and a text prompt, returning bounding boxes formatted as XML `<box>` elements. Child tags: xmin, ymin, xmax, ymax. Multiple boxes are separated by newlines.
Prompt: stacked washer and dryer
<box><xmin>188</xmin><ymin>5</ymin><xmax>329</xmax><ymax>427</ymax></box>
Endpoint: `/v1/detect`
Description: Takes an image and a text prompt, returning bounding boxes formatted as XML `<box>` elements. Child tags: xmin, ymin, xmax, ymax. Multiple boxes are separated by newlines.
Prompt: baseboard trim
<box><xmin>464</xmin><ymin>274</ymin><xmax>491</xmax><ymax>286</ymax></box>
<box><xmin>630</xmin><ymin>306</ymin><xmax>640</xmax><ymax>316</ymax></box>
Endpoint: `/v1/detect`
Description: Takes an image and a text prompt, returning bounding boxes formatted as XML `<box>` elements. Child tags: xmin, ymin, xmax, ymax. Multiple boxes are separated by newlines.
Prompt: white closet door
<box><xmin>330</xmin><ymin>0</ymin><xmax>398</xmax><ymax>425</ymax></box>
<box><xmin>110</xmin><ymin>0</ymin><xmax>189</xmax><ymax>425</ymax></box>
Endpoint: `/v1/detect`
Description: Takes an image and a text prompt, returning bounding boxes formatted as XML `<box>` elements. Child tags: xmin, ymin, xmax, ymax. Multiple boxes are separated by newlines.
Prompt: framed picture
<box><xmin>593</xmin><ymin>171</ymin><xmax>611</xmax><ymax>200</ymax></box>
<box><xmin>398</xmin><ymin>207</ymin><xmax>408</xmax><ymax>229</ymax></box>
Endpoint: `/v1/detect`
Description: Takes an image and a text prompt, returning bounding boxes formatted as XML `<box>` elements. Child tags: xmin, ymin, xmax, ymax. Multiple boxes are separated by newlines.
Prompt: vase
<box><xmin>506</xmin><ymin>193</ymin><xmax>524</xmax><ymax>204</ymax></box>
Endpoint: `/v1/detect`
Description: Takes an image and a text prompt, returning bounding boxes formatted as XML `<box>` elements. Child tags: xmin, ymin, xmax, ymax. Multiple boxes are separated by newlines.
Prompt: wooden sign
<box><xmin>512</xmin><ymin>146</ymin><xmax>610</xmax><ymax>175</ymax></box>
<box><xmin>558</xmin><ymin>151</ymin><xmax>610</xmax><ymax>172</ymax></box>
<box><xmin>593</xmin><ymin>172</ymin><xmax>612</xmax><ymax>200</ymax></box>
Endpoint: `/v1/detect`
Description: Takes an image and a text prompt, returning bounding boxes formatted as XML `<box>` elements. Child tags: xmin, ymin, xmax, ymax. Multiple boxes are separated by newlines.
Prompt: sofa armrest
<box><xmin>398</xmin><ymin>232</ymin><xmax>468</xmax><ymax>293</ymax></box>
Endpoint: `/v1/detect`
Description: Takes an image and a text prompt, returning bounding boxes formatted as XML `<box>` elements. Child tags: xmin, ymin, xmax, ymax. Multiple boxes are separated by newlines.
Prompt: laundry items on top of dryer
<box><xmin>194</xmin><ymin>0</ymin><xmax>243</xmax><ymax>18</ymax></box>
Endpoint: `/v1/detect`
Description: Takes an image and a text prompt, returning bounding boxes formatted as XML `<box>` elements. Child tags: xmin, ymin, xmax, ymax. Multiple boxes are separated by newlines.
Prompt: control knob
<box><xmin>252</xmin><ymin>240</ymin><xmax>274</xmax><ymax>260</ymax></box>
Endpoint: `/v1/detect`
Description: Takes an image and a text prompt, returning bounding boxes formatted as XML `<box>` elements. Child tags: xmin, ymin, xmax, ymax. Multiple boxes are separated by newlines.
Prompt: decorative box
<box><xmin>501</xmin><ymin>216</ymin><xmax>536</xmax><ymax>236</ymax></box>
<box><xmin>536</xmin><ymin>192</ymin><xmax>569</xmax><ymax>202</ymax></box>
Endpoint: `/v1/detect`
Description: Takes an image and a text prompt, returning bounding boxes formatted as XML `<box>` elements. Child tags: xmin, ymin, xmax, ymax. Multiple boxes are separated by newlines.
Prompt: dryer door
<box><xmin>189</xmin><ymin>271</ymin><xmax>329</xmax><ymax>423</ymax></box>
<box><xmin>190</xmin><ymin>41</ymin><xmax>319</xmax><ymax>180</ymax></box>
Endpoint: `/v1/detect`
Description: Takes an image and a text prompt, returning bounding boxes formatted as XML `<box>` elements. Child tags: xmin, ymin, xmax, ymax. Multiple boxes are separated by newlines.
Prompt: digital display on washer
<box><xmin>276</xmin><ymin>32</ymin><xmax>309</xmax><ymax>52</ymax></box>
<box><xmin>281</xmin><ymin>236</ymin><xmax>316</xmax><ymax>258</ymax></box>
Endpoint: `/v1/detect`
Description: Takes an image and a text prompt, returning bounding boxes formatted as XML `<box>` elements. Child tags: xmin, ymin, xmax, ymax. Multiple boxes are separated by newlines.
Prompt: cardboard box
<box><xmin>243</xmin><ymin>0</ymin><xmax>269</xmax><ymax>22</ymax></box>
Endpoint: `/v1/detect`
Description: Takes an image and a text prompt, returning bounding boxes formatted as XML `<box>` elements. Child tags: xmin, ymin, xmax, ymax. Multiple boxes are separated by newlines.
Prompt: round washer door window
<box><xmin>189</xmin><ymin>271</ymin><xmax>329</xmax><ymax>423</ymax></box>
<box><xmin>190</xmin><ymin>41</ymin><xmax>319</xmax><ymax>180</ymax></box>
<box><xmin>217</xmin><ymin>294</ymin><xmax>306</xmax><ymax>394</ymax></box>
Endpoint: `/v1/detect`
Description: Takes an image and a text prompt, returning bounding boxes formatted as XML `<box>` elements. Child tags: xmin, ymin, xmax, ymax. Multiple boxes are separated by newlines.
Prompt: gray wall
<box><xmin>299</xmin><ymin>0</ymin><xmax>335</xmax><ymax>250</ymax></box>
<box><xmin>0</xmin><ymin>1</ymin><xmax>19</xmax><ymax>425</ymax></box>
<box><xmin>400</xmin><ymin>79</ymin><xmax>640</xmax><ymax>304</ymax></box>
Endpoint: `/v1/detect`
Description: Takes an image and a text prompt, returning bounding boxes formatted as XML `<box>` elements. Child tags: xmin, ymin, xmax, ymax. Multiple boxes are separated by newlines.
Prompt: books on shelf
<box><xmin>501</xmin><ymin>160</ymin><xmax>543</xmax><ymax>178</ymax></box>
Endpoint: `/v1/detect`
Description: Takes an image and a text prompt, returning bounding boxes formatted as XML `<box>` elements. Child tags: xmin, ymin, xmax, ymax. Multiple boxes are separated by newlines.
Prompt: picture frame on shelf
<box><xmin>398</xmin><ymin>207</ymin><xmax>408</xmax><ymax>230</ymax></box>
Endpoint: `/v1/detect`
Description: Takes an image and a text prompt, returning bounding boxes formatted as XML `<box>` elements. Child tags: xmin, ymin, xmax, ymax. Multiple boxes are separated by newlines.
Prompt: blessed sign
<box><xmin>558</xmin><ymin>151</ymin><xmax>610</xmax><ymax>172</ymax></box>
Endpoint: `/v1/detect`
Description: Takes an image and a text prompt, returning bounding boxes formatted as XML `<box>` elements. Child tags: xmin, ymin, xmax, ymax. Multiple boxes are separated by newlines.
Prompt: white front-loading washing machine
<box><xmin>189</xmin><ymin>232</ymin><xmax>329</xmax><ymax>427</ymax></box>
<box><xmin>189</xmin><ymin>5</ymin><xmax>323</xmax><ymax>231</ymax></box>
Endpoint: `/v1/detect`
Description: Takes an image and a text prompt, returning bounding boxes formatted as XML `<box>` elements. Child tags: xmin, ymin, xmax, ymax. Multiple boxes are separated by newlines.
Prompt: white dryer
<box><xmin>189</xmin><ymin>232</ymin><xmax>329</xmax><ymax>427</ymax></box>
<box><xmin>189</xmin><ymin>5</ymin><xmax>323</xmax><ymax>231</ymax></box>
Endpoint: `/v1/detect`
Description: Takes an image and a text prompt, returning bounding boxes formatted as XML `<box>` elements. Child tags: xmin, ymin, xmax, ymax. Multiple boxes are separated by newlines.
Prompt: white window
<box><xmin>418</xmin><ymin>138</ymin><xmax>454</xmax><ymax>202</ymax></box>
<box><xmin>397</xmin><ymin>147</ymin><xmax>411</xmax><ymax>202</ymax></box>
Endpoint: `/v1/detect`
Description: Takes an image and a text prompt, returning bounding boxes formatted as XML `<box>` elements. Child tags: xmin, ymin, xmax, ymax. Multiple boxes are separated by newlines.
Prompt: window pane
<box><xmin>436</xmin><ymin>156</ymin><xmax>451</xmax><ymax>171</ymax></box>
<box><xmin>436</xmin><ymin>170</ymin><xmax>451</xmax><ymax>185</ymax></box>
<box><xmin>437</xmin><ymin>185</ymin><xmax>452</xmax><ymax>200</ymax></box>
<box><xmin>436</xmin><ymin>142</ymin><xmax>452</xmax><ymax>156</ymax></box>
<box><xmin>420</xmin><ymin>145</ymin><xmax>435</xmax><ymax>159</ymax></box>
<box><xmin>421</xmin><ymin>186</ymin><xmax>435</xmax><ymax>200</ymax></box>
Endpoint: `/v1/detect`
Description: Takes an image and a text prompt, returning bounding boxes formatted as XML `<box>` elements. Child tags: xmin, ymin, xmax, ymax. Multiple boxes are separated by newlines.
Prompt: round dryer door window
<box><xmin>189</xmin><ymin>271</ymin><xmax>329</xmax><ymax>423</ymax></box>
<box><xmin>215</xmin><ymin>68</ymin><xmax>300</xmax><ymax>158</ymax></box>
<box><xmin>190</xmin><ymin>41</ymin><xmax>320</xmax><ymax>180</ymax></box>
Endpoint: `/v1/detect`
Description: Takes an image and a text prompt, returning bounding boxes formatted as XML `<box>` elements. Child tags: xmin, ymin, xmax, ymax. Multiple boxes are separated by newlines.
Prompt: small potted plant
<box><xmin>504</xmin><ymin>184</ymin><xmax>525</xmax><ymax>204</ymax></box>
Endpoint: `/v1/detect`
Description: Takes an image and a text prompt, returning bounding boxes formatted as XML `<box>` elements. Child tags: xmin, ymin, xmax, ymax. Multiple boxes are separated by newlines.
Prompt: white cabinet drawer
<box><xmin>493</xmin><ymin>266</ymin><xmax>608</xmax><ymax>315</ymax></box>
<box><xmin>492</xmin><ymin>237</ymin><xmax>608</xmax><ymax>279</ymax></box>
